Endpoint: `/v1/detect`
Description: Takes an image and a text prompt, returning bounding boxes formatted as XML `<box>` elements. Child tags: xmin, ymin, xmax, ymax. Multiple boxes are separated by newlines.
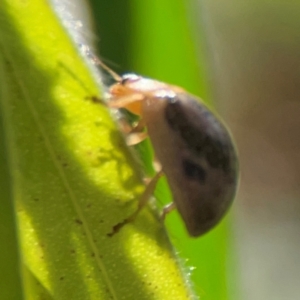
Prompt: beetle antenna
<box><xmin>80</xmin><ymin>44</ymin><xmax>122</xmax><ymax>82</ymax></box>
<box><xmin>92</xmin><ymin>56</ymin><xmax>122</xmax><ymax>82</ymax></box>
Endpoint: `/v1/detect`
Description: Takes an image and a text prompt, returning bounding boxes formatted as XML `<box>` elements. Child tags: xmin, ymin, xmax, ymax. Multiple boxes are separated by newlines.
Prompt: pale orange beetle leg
<box><xmin>108</xmin><ymin>170</ymin><xmax>164</xmax><ymax>236</ymax></box>
<box><xmin>118</xmin><ymin>117</ymin><xmax>133</xmax><ymax>134</ymax></box>
<box><xmin>126</xmin><ymin>132</ymin><xmax>148</xmax><ymax>146</ymax></box>
<box><xmin>130</xmin><ymin>118</ymin><xmax>146</xmax><ymax>133</ymax></box>
<box><xmin>152</xmin><ymin>156</ymin><xmax>162</xmax><ymax>172</ymax></box>
<box><xmin>85</xmin><ymin>93</ymin><xmax>143</xmax><ymax>110</ymax></box>
<box><xmin>108</xmin><ymin>93</ymin><xmax>144</xmax><ymax>109</ymax></box>
<box><xmin>135</xmin><ymin>169</ymin><xmax>164</xmax><ymax>212</ymax></box>
<box><xmin>118</xmin><ymin>118</ymin><xmax>148</xmax><ymax>145</ymax></box>
<box><xmin>118</xmin><ymin>110</ymin><xmax>145</xmax><ymax>134</ymax></box>
<box><xmin>109</xmin><ymin>94</ymin><xmax>148</xmax><ymax>145</ymax></box>
<box><xmin>160</xmin><ymin>202</ymin><xmax>176</xmax><ymax>221</ymax></box>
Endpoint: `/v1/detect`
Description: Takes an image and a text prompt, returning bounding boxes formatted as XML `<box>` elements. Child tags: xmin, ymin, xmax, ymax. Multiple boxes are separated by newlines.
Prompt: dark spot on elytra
<box><xmin>182</xmin><ymin>159</ymin><xmax>206</xmax><ymax>183</ymax></box>
<box><xmin>165</xmin><ymin>94</ymin><xmax>235</xmax><ymax>173</ymax></box>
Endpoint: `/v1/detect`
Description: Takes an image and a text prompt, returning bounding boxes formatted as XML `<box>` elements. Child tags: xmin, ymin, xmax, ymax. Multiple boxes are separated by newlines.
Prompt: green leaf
<box><xmin>0</xmin><ymin>55</ymin><xmax>24</xmax><ymax>300</ymax></box>
<box><xmin>0</xmin><ymin>0</ymin><xmax>194</xmax><ymax>299</ymax></box>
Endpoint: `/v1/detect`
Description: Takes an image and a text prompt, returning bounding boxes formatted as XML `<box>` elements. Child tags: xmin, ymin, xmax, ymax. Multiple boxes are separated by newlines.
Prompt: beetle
<box><xmin>100</xmin><ymin>63</ymin><xmax>239</xmax><ymax>237</ymax></box>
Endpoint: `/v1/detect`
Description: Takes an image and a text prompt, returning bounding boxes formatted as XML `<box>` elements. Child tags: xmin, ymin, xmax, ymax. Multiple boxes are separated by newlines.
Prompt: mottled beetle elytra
<box><xmin>99</xmin><ymin>62</ymin><xmax>239</xmax><ymax>237</ymax></box>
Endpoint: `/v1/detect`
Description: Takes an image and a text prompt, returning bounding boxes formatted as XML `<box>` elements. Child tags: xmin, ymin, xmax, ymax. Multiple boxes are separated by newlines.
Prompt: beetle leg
<box><xmin>160</xmin><ymin>202</ymin><xmax>176</xmax><ymax>221</ymax></box>
<box><xmin>126</xmin><ymin>132</ymin><xmax>148</xmax><ymax>146</ymax></box>
<box><xmin>118</xmin><ymin>120</ymin><xmax>148</xmax><ymax>145</ymax></box>
<box><xmin>152</xmin><ymin>156</ymin><xmax>162</xmax><ymax>172</ymax></box>
<box><xmin>118</xmin><ymin>117</ymin><xmax>133</xmax><ymax>134</ymax></box>
<box><xmin>118</xmin><ymin>118</ymin><xmax>148</xmax><ymax>145</ymax></box>
<box><xmin>135</xmin><ymin>169</ymin><xmax>164</xmax><ymax>211</ymax></box>
<box><xmin>108</xmin><ymin>170</ymin><xmax>164</xmax><ymax>236</ymax></box>
<box><xmin>108</xmin><ymin>93</ymin><xmax>144</xmax><ymax>109</ymax></box>
<box><xmin>130</xmin><ymin>118</ymin><xmax>146</xmax><ymax>133</ymax></box>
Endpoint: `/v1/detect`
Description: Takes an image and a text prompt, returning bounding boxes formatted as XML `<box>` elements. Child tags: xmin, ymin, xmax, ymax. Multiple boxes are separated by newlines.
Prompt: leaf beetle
<box><xmin>100</xmin><ymin>63</ymin><xmax>239</xmax><ymax>237</ymax></box>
